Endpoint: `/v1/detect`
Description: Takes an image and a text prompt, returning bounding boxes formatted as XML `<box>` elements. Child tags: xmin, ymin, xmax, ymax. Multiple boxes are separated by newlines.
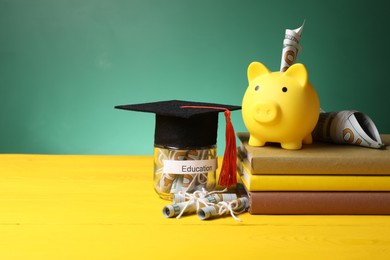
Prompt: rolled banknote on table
<box><xmin>312</xmin><ymin>110</ymin><xmax>384</xmax><ymax>148</ymax></box>
<box><xmin>173</xmin><ymin>192</ymin><xmax>237</xmax><ymax>204</ymax></box>
<box><xmin>163</xmin><ymin>191</ymin><xmax>238</xmax><ymax>218</ymax></box>
<box><xmin>197</xmin><ymin>197</ymin><xmax>249</xmax><ymax>220</ymax></box>
<box><xmin>163</xmin><ymin>201</ymin><xmax>196</xmax><ymax>218</ymax></box>
<box><xmin>280</xmin><ymin>21</ymin><xmax>305</xmax><ymax>72</ymax></box>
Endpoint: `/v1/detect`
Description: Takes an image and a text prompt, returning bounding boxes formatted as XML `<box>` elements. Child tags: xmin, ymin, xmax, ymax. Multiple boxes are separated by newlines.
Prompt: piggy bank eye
<box><xmin>255</xmin><ymin>85</ymin><xmax>260</xmax><ymax>91</ymax></box>
<box><xmin>282</xmin><ymin>87</ymin><xmax>288</xmax><ymax>92</ymax></box>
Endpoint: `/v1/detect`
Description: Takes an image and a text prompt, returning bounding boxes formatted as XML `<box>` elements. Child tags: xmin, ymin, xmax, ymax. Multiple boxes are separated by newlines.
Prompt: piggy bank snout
<box><xmin>252</xmin><ymin>101</ymin><xmax>281</xmax><ymax>124</ymax></box>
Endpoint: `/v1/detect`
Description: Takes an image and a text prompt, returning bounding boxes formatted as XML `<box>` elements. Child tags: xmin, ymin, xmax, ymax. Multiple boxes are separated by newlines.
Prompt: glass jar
<box><xmin>153</xmin><ymin>145</ymin><xmax>217</xmax><ymax>200</ymax></box>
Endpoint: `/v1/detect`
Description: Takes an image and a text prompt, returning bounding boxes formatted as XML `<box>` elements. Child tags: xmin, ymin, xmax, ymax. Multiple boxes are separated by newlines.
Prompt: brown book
<box><xmin>245</xmin><ymin>189</ymin><xmax>390</xmax><ymax>215</ymax></box>
<box><xmin>237</xmin><ymin>132</ymin><xmax>390</xmax><ymax>175</ymax></box>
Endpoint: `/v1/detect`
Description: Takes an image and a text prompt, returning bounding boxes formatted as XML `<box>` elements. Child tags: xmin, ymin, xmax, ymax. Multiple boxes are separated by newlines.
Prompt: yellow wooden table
<box><xmin>1</xmin><ymin>154</ymin><xmax>390</xmax><ymax>259</ymax></box>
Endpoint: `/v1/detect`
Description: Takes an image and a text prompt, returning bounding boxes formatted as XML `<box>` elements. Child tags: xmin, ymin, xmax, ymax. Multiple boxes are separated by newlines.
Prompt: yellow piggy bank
<box><xmin>242</xmin><ymin>62</ymin><xmax>320</xmax><ymax>150</ymax></box>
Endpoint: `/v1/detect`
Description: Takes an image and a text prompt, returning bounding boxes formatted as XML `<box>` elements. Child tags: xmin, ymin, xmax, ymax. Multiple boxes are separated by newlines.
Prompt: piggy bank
<box><xmin>242</xmin><ymin>62</ymin><xmax>320</xmax><ymax>150</ymax></box>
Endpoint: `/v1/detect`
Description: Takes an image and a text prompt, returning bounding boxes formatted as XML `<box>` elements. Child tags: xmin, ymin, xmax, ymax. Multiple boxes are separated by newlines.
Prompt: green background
<box><xmin>1</xmin><ymin>0</ymin><xmax>389</xmax><ymax>155</ymax></box>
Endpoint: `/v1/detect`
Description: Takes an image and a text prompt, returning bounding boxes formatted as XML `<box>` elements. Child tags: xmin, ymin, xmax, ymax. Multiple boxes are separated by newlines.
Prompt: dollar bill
<box><xmin>173</xmin><ymin>192</ymin><xmax>237</xmax><ymax>204</ymax></box>
<box><xmin>280</xmin><ymin>21</ymin><xmax>305</xmax><ymax>72</ymax></box>
<box><xmin>163</xmin><ymin>201</ymin><xmax>196</xmax><ymax>218</ymax></box>
<box><xmin>278</xmin><ymin>23</ymin><xmax>384</xmax><ymax>149</ymax></box>
<box><xmin>164</xmin><ymin>191</ymin><xmax>238</xmax><ymax>218</ymax></box>
<box><xmin>197</xmin><ymin>197</ymin><xmax>249</xmax><ymax>220</ymax></box>
<box><xmin>312</xmin><ymin>110</ymin><xmax>384</xmax><ymax>149</ymax></box>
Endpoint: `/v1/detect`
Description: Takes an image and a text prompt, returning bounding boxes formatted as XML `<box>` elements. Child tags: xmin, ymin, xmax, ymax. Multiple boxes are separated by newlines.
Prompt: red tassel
<box><xmin>218</xmin><ymin>110</ymin><xmax>237</xmax><ymax>187</ymax></box>
<box><xmin>180</xmin><ymin>105</ymin><xmax>237</xmax><ymax>187</ymax></box>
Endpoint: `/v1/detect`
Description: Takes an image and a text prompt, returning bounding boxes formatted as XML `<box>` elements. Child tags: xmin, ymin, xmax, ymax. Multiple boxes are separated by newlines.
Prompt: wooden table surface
<box><xmin>1</xmin><ymin>154</ymin><xmax>390</xmax><ymax>259</ymax></box>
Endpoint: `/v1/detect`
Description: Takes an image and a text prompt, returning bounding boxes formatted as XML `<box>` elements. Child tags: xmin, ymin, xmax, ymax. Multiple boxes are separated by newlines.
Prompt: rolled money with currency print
<box><xmin>198</xmin><ymin>197</ymin><xmax>249</xmax><ymax>220</ymax></box>
<box><xmin>154</xmin><ymin>148</ymin><xmax>177</xmax><ymax>194</ymax></box>
<box><xmin>163</xmin><ymin>201</ymin><xmax>196</xmax><ymax>218</ymax></box>
<box><xmin>156</xmin><ymin>173</ymin><xmax>178</xmax><ymax>193</ymax></box>
<box><xmin>154</xmin><ymin>147</ymin><xmax>217</xmax><ymax>200</ymax></box>
<box><xmin>280</xmin><ymin>21</ymin><xmax>305</xmax><ymax>72</ymax></box>
<box><xmin>165</xmin><ymin>192</ymin><xmax>238</xmax><ymax>218</ymax></box>
<box><xmin>206</xmin><ymin>193</ymin><xmax>238</xmax><ymax>204</ymax></box>
<box><xmin>312</xmin><ymin>110</ymin><xmax>384</xmax><ymax>148</ymax></box>
<box><xmin>173</xmin><ymin>192</ymin><xmax>237</xmax><ymax>204</ymax></box>
<box><xmin>180</xmin><ymin>150</ymin><xmax>201</xmax><ymax>192</ymax></box>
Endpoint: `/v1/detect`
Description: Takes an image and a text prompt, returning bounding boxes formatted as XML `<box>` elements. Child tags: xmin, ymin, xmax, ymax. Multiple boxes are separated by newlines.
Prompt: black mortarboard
<box><xmin>115</xmin><ymin>100</ymin><xmax>241</xmax><ymax>187</ymax></box>
<box><xmin>115</xmin><ymin>100</ymin><xmax>241</xmax><ymax>148</ymax></box>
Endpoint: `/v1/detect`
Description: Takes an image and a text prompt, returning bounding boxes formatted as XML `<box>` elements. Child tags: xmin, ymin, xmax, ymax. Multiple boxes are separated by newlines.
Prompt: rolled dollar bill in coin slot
<box><xmin>280</xmin><ymin>21</ymin><xmax>305</xmax><ymax>72</ymax></box>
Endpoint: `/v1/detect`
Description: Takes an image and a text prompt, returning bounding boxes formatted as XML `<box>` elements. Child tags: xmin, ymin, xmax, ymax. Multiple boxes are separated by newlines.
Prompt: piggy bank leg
<box><xmin>281</xmin><ymin>141</ymin><xmax>302</xmax><ymax>150</ymax></box>
<box><xmin>302</xmin><ymin>134</ymin><xmax>313</xmax><ymax>144</ymax></box>
<box><xmin>248</xmin><ymin>135</ymin><xmax>266</xmax><ymax>147</ymax></box>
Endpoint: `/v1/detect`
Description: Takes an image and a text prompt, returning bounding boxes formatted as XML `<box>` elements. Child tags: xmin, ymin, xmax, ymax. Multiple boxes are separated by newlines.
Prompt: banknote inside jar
<box><xmin>153</xmin><ymin>146</ymin><xmax>217</xmax><ymax>200</ymax></box>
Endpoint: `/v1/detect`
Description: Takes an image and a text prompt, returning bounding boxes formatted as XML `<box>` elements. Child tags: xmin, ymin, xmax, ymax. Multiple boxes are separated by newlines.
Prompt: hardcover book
<box><xmin>237</xmin><ymin>159</ymin><xmax>390</xmax><ymax>192</ymax></box>
<box><xmin>237</xmin><ymin>132</ymin><xmax>390</xmax><ymax>175</ymax></box>
<box><xmin>245</xmin><ymin>188</ymin><xmax>390</xmax><ymax>215</ymax></box>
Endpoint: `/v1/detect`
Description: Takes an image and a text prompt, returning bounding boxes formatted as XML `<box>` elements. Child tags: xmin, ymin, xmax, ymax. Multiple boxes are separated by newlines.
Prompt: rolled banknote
<box><xmin>173</xmin><ymin>192</ymin><xmax>237</xmax><ymax>204</ymax></box>
<box><xmin>280</xmin><ymin>21</ymin><xmax>305</xmax><ymax>72</ymax></box>
<box><xmin>154</xmin><ymin>148</ymin><xmax>177</xmax><ymax>194</ymax></box>
<box><xmin>163</xmin><ymin>201</ymin><xmax>196</xmax><ymax>218</ymax></box>
<box><xmin>312</xmin><ymin>110</ymin><xmax>384</xmax><ymax>148</ymax></box>
<box><xmin>164</xmin><ymin>190</ymin><xmax>238</xmax><ymax>218</ymax></box>
<box><xmin>198</xmin><ymin>197</ymin><xmax>249</xmax><ymax>221</ymax></box>
<box><xmin>180</xmin><ymin>150</ymin><xmax>204</xmax><ymax>192</ymax></box>
<box><xmin>154</xmin><ymin>148</ymin><xmax>217</xmax><ymax>198</ymax></box>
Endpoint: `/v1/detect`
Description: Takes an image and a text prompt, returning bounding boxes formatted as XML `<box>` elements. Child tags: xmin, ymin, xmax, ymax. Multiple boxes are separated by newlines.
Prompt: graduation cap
<box><xmin>115</xmin><ymin>100</ymin><xmax>241</xmax><ymax>187</ymax></box>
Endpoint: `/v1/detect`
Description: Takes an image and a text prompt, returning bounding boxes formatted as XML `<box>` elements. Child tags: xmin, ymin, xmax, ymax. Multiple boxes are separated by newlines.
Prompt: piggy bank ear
<box><xmin>283</xmin><ymin>63</ymin><xmax>308</xmax><ymax>86</ymax></box>
<box><xmin>247</xmin><ymin>62</ymin><xmax>271</xmax><ymax>82</ymax></box>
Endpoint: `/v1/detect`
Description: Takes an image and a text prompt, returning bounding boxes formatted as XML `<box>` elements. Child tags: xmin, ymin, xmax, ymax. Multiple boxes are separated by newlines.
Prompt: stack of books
<box><xmin>236</xmin><ymin>132</ymin><xmax>390</xmax><ymax>214</ymax></box>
